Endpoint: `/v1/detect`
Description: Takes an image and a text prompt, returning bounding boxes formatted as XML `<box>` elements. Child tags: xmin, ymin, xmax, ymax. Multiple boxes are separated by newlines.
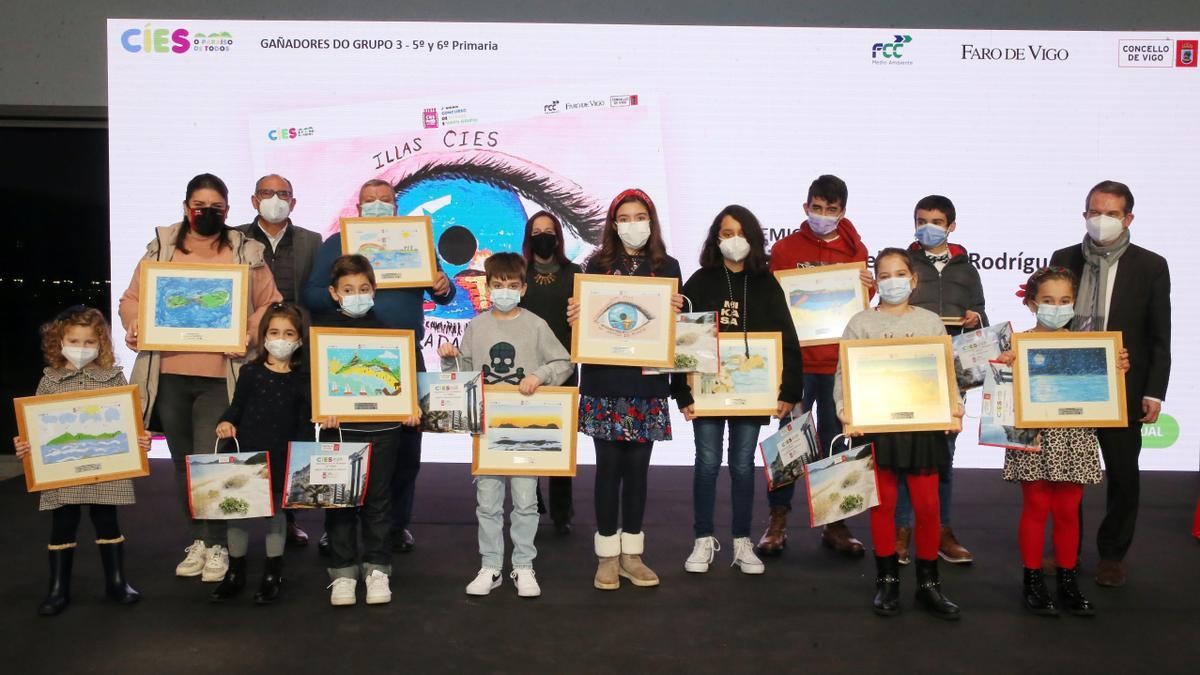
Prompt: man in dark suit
<box><xmin>238</xmin><ymin>173</ymin><xmax>323</xmax><ymax>546</ymax></box>
<box><xmin>1049</xmin><ymin>180</ymin><xmax>1171</xmax><ymax>588</ymax></box>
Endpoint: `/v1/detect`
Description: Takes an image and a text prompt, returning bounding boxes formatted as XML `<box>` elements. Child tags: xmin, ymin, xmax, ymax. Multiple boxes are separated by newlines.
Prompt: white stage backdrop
<box><xmin>107</xmin><ymin>20</ymin><xmax>1197</xmax><ymax>469</ymax></box>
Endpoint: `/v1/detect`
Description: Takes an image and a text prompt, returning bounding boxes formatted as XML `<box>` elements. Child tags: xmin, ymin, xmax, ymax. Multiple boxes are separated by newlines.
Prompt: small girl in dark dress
<box><xmin>212</xmin><ymin>303</ymin><xmax>312</xmax><ymax>603</ymax></box>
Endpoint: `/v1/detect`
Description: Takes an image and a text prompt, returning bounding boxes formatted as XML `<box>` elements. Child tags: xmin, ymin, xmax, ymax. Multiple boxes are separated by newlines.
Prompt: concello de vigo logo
<box><xmin>120</xmin><ymin>24</ymin><xmax>234</xmax><ymax>54</ymax></box>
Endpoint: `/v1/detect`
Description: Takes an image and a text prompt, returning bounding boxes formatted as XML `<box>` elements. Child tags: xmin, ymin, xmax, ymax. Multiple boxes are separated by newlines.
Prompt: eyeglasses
<box><xmin>256</xmin><ymin>189</ymin><xmax>293</xmax><ymax>200</ymax></box>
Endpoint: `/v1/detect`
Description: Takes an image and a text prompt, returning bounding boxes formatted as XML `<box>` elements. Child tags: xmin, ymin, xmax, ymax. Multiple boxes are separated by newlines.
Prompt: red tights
<box><xmin>1019</xmin><ymin>480</ymin><xmax>1083</xmax><ymax>570</ymax></box>
<box><xmin>872</xmin><ymin>469</ymin><xmax>940</xmax><ymax>560</ymax></box>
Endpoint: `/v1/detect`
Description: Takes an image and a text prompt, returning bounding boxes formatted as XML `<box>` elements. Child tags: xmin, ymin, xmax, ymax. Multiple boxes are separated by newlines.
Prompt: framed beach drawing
<box><xmin>341</xmin><ymin>216</ymin><xmax>437</xmax><ymax>289</ymax></box>
<box><xmin>473</xmin><ymin>386</ymin><xmax>578</xmax><ymax>477</ymax></box>
<box><xmin>570</xmin><ymin>274</ymin><xmax>677</xmax><ymax>368</ymax></box>
<box><xmin>14</xmin><ymin>384</ymin><xmax>149</xmax><ymax>492</ymax></box>
<box><xmin>186</xmin><ymin>448</ymin><xmax>274</xmax><ymax>520</ymax></box>
<box><xmin>689</xmin><ymin>332</ymin><xmax>783</xmax><ymax>417</ymax></box>
<box><xmin>840</xmin><ymin>336</ymin><xmax>958</xmax><ymax>434</ymax></box>
<box><xmin>283</xmin><ymin>441</ymin><xmax>372</xmax><ymax>509</ymax></box>
<box><xmin>774</xmin><ymin>262</ymin><xmax>869</xmax><ymax>347</ymax></box>
<box><xmin>309</xmin><ymin>327</ymin><xmax>419</xmax><ymax>423</ymax></box>
<box><xmin>137</xmin><ymin>261</ymin><xmax>249</xmax><ymax>353</ymax></box>
<box><xmin>1011</xmin><ymin>331</ymin><xmax>1127</xmax><ymax>428</ymax></box>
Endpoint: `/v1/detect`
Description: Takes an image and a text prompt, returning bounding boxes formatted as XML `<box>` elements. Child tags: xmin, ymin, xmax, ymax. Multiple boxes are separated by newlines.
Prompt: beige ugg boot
<box><xmin>619</xmin><ymin>531</ymin><xmax>660</xmax><ymax>587</ymax></box>
<box><xmin>594</xmin><ymin>532</ymin><xmax>621</xmax><ymax>590</ymax></box>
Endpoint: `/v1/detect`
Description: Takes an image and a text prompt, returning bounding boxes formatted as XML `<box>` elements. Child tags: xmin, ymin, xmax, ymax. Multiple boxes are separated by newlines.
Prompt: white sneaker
<box><xmin>684</xmin><ymin>536</ymin><xmax>720</xmax><ymax>573</ymax></box>
<box><xmin>511</xmin><ymin>568</ymin><xmax>541</xmax><ymax>598</ymax></box>
<box><xmin>732</xmin><ymin>537</ymin><xmax>765</xmax><ymax>575</ymax></box>
<box><xmin>328</xmin><ymin>578</ymin><xmax>357</xmax><ymax>606</ymax></box>
<box><xmin>364</xmin><ymin>569</ymin><xmax>392</xmax><ymax>604</ymax></box>
<box><xmin>175</xmin><ymin>540</ymin><xmax>207</xmax><ymax>577</ymax></box>
<box><xmin>200</xmin><ymin>545</ymin><xmax>230</xmax><ymax>582</ymax></box>
<box><xmin>465</xmin><ymin>567</ymin><xmax>503</xmax><ymax>596</ymax></box>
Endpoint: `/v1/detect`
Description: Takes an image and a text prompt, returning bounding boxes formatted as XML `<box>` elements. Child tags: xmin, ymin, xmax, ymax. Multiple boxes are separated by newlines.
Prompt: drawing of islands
<box><xmin>154</xmin><ymin>277</ymin><xmax>233</xmax><ymax>329</ymax></box>
<box><xmin>327</xmin><ymin>347</ymin><xmax>402</xmax><ymax>397</ymax></box>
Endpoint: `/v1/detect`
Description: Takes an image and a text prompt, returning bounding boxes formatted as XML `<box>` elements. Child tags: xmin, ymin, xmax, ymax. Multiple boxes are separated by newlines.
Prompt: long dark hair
<box><xmin>521</xmin><ymin>210</ymin><xmax>571</xmax><ymax>267</ymax></box>
<box><xmin>175</xmin><ymin>173</ymin><xmax>233</xmax><ymax>254</ymax></box>
<box><xmin>698</xmin><ymin>205</ymin><xmax>769</xmax><ymax>275</ymax></box>
<box><xmin>588</xmin><ymin>189</ymin><xmax>669</xmax><ymax>273</ymax></box>
<box><xmin>252</xmin><ymin>302</ymin><xmax>307</xmax><ymax>371</ymax></box>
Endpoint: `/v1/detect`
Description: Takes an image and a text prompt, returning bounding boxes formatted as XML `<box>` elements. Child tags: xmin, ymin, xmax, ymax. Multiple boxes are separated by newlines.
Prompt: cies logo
<box><xmin>119</xmin><ymin>24</ymin><xmax>233</xmax><ymax>54</ymax></box>
<box><xmin>872</xmin><ymin>34</ymin><xmax>913</xmax><ymax>64</ymax></box>
<box><xmin>423</xmin><ymin>108</ymin><xmax>439</xmax><ymax>129</ymax></box>
<box><xmin>1178</xmin><ymin>40</ymin><xmax>1197</xmax><ymax>67</ymax></box>
<box><xmin>267</xmin><ymin>126</ymin><xmax>315</xmax><ymax>141</ymax></box>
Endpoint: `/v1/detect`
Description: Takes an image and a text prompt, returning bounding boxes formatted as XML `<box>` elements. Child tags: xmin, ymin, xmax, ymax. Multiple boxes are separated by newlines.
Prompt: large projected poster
<box><xmin>107</xmin><ymin>21</ymin><xmax>1197</xmax><ymax>469</ymax></box>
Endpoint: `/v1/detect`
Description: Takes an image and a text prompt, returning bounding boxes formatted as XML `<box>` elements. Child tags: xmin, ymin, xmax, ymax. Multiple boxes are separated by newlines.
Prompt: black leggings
<box><xmin>594</xmin><ymin>439</ymin><xmax>654</xmax><ymax>536</ymax></box>
<box><xmin>51</xmin><ymin>505</ymin><xmax>121</xmax><ymax>545</ymax></box>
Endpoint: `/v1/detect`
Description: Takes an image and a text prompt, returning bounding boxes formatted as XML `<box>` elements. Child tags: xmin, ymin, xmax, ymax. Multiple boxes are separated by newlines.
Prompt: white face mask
<box><xmin>1086</xmin><ymin>215</ymin><xmax>1124</xmax><ymax>243</ymax></box>
<box><xmin>62</xmin><ymin>345</ymin><xmax>98</xmax><ymax>369</ymax></box>
<box><xmin>264</xmin><ymin>339</ymin><xmax>300</xmax><ymax>361</ymax></box>
<box><xmin>719</xmin><ymin>235</ymin><xmax>751</xmax><ymax>262</ymax></box>
<box><xmin>257</xmin><ymin>195</ymin><xmax>291</xmax><ymax>224</ymax></box>
<box><xmin>616</xmin><ymin>220</ymin><xmax>652</xmax><ymax>250</ymax></box>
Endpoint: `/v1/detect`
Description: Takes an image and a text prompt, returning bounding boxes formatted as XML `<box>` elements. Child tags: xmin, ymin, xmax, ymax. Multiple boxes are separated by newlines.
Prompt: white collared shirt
<box><xmin>257</xmin><ymin>220</ymin><xmax>288</xmax><ymax>252</ymax></box>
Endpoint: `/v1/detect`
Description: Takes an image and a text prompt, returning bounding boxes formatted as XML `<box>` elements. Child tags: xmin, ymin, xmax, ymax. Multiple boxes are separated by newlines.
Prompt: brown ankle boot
<box><xmin>938</xmin><ymin>526</ymin><xmax>973</xmax><ymax>564</ymax></box>
<box><xmin>594</xmin><ymin>532</ymin><xmax>621</xmax><ymax>590</ymax></box>
<box><xmin>757</xmin><ymin>506</ymin><xmax>788</xmax><ymax>556</ymax></box>
<box><xmin>896</xmin><ymin>527</ymin><xmax>912</xmax><ymax>566</ymax></box>
<box><xmin>618</xmin><ymin>531</ymin><xmax>660</xmax><ymax>587</ymax></box>
<box><xmin>821</xmin><ymin>520</ymin><xmax>865</xmax><ymax>556</ymax></box>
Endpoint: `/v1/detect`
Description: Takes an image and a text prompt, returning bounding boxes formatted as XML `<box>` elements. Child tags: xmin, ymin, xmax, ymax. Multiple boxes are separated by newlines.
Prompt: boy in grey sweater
<box><xmin>437</xmin><ymin>253</ymin><xmax>572</xmax><ymax>598</ymax></box>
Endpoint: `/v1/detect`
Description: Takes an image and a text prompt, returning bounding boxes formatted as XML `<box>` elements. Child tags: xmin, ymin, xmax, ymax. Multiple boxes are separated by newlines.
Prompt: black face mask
<box><xmin>189</xmin><ymin>207</ymin><xmax>225</xmax><ymax>237</ymax></box>
<box><xmin>530</xmin><ymin>232</ymin><xmax>558</xmax><ymax>259</ymax></box>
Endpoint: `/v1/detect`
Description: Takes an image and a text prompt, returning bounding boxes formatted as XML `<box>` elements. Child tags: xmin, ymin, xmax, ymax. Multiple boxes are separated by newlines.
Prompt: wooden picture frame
<box><xmin>773</xmin><ymin>262</ymin><xmax>870</xmax><ymax>347</ymax></box>
<box><xmin>309</xmin><ymin>327</ymin><xmax>420</xmax><ymax>422</ymax></box>
<box><xmin>1012</xmin><ymin>331</ymin><xmax>1128</xmax><ymax>428</ymax></box>
<box><xmin>137</xmin><ymin>261</ymin><xmax>249</xmax><ymax>353</ymax></box>
<box><xmin>473</xmin><ymin>385</ymin><xmax>579</xmax><ymax>477</ymax></box>
<box><xmin>340</xmin><ymin>216</ymin><xmax>437</xmax><ymax>289</ymax></box>
<box><xmin>14</xmin><ymin>384</ymin><xmax>149</xmax><ymax>492</ymax></box>
<box><xmin>840</xmin><ymin>336</ymin><xmax>959</xmax><ymax>434</ymax></box>
<box><xmin>570</xmin><ymin>274</ymin><xmax>678</xmax><ymax>368</ymax></box>
<box><xmin>689</xmin><ymin>332</ymin><xmax>784</xmax><ymax>416</ymax></box>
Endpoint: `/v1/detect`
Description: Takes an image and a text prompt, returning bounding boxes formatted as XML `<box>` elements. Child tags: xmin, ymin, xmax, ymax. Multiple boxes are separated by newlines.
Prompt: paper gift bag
<box><xmin>758</xmin><ymin>410</ymin><xmax>820</xmax><ymax>491</ymax></box>
<box><xmin>979</xmin><ymin>360</ymin><xmax>1040</xmax><ymax>451</ymax></box>
<box><xmin>642</xmin><ymin>311</ymin><xmax>720</xmax><ymax>375</ymax></box>
<box><xmin>282</xmin><ymin>439</ymin><xmax>372</xmax><ymax>508</ymax></box>
<box><xmin>186</xmin><ymin>439</ymin><xmax>274</xmax><ymax>520</ymax></box>
<box><xmin>952</xmin><ymin>321</ymin><xmax>1013</xmax><ymax>390</ymax></box>
<box><xmin>804</xmin><ymin>442</ymin><xmax>879</xmax><ymax>527</ymax></box>
<box><xmin>418</xmin><ymin>370</ymin><xmax>484</xmax><ymax>434</ymax></box>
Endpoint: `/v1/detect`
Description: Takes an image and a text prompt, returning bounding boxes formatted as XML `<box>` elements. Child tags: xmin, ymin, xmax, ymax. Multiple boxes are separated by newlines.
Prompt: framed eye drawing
<box><xmin>570</xmin><ymin>274</ymin><xmax>677</xmax><ymax>368</ymax></box>
<box><xmin>137</xmin><ymin>261</ymin><xmax>250</xmax><ymax>353</ymax></box>
<box><xmin>773</xmin><ymin>262</ymin><xmax>869</xmax><ymax>347</ymax></box>
<box><xmin>840</xmin><ymin>336</ymin><xmax>959</xmax><ymax>434</ymax></box>
<box><xmin>340</xmin><ymin>216</ymin><xmax>438</xmax><ymax>289</ymax></box>
<box><xmin>309</xmin><ymin>327</ymin><xmax>420</xmax><ymax>423</ymax></box>
<box><xmin>689</xmin><ymin>332</ymin><xmax>784</xmax><ymax>416</ymax></box>
<box><xmin>473</xmin><ymin>385</ymin><xmax>579</xmax><ymax>477</ymax></box>
<box><xmin>1011</xmin><ymin>331</ymin><xmax>1127</xmax><ymax>428</ymax></box>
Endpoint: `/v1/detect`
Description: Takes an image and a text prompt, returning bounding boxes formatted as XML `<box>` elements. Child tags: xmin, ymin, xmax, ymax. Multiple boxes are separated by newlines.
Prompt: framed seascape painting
<box><xmin>571</xmin><ymin>274</ymin><xmax>677</xmax><ymax>368</ymax></box>
<box><xmin>473</xmin><ymin>386</ymin><xmax>578</xmax><ymax>477</ymax></box>
<box><xmin>186</xmin><ymin>448</ymin><xmax>274</xmax><ymax>520</ymax></box>
<box><xmin>418</xmin><ymin>370</ymin><xmax>484</xmax><ymax>434</ymax></box>
<box><xmin>773</xmin><ymin>262</ymin><xmax>869</xmax><ymax>347</ymax></box>
<box><xmin>689</xmin><ymin>332</ymin><xmax>783</xmax><ymax>417</ymax></box>
<box><xmin>839</xmin><ymin>336</ymin><xmax>958</xmax><ymax>434</ymax></box>
<box><xmin>14</xmin><ymin>385</ymin><xmax>149</xmax><ymax>492</ymax></box>
<box><xmin>310</xmin><ymin>327</ymin><xmax>419</xmax><ymax>422</ymax></box>
<box><xmin>1012</xmin><ymin>331</ymin><xmax>1127</xmax><ymax>428</ymax></box>
<box><xmin>341</xmin><ymin>216</ymin><xmax>437</xmax><ymax>289</ymax></box>
<box><xmin>137</xmin><ymin>261</ymin><xmax>249</xmax><ymax>352</ymax></box>
<box><xmin>283</xmin><ymin>441</ymin><xmax>371</xmax><ymax>509</ymax></box>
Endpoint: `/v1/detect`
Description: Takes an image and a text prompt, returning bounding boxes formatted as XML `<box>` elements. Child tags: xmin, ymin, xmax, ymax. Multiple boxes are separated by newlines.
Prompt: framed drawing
<box><xmin>570</xmin><ymin>274</ymin><xmax>678</xmax><ymax>368</ymax></box>
<box><xmin>283</xmin><ymin>441</ymin><xmax>371</xmax><ymax>509</ymax></box>
<box><xmin>804</xmin><ymin>443</ymin><xmax>880</xmax><ymax>528</ymax></box>
<box><xmin>689</xmin><ymin>332</ymin><xmax>783</xmax><ymax>416</ymax></box>
<box><xmin>137</xmin><ymin>261</ymin><xmax>249</xmax><ymax>352</ymax></box>
<box><xmin>186</xmin><ymin>448</ymin><xmax>274</xmax><ymax>519</ymax></box>
<box><xmin>773</xmin><ymin>262</ymin><xmax>869</xmax><ymax>347</ymax></box>
<box><xmin>979</xmin><ymin>361</ymin><xmax>1041</xmax><ymax>451</ymax></box>
<box><xmin>14</xmin><ymin>384</ymin><xmax>149</xmax><ymax>492</ymax></box>
<box><xmin>418</xmin><ymin>370</ymin><xmax>484</xmax><ymax>434</ymax></box>
<box><xmin>473</xmin><ymin>386</ymin><xmax>578</xmax><ymax>477</ymax></box>
<box><xmin>309</xmin><ymin>327</ymin><xmax>419</xmax><ymax>422</ymax></box>
<box><xmin>340</xmin><ymin>216</ymin><xmax>437</xmax><ymax>289</ymax></box>
<box><xmin>840</xmin><ymin>336</ymin><xmax>958</xmax><ymax>434</ymax></box>
<box><xmin>1011</xmin><ymin>331</ymin><xmax>1127</xmax><ymax>428</ymax></box>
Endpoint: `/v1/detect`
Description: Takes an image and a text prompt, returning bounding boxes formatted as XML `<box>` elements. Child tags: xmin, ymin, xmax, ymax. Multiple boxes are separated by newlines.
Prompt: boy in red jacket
<box><xmin>758</xmin><ymin>175</ymin><xmax>874</xmax><ymax>558</ymax></box>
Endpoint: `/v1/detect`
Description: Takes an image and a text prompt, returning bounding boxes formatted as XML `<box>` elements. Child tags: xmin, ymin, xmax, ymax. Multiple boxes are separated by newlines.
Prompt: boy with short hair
<box><xmin>438</xmin><ymin>252</ymin><xmax>573</xmax><ymax>598</ymax></box>
<box><xmin>900</xmin><ymin>194</ymin><xmax>989</xmax><ymax>565</ymax></box>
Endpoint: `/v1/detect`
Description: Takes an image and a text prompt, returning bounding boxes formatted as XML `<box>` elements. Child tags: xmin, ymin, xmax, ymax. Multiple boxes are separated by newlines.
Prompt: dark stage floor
<box><xmin>2</xmin><ymin>459</ymin><xmax>1198</xmax><ymax>674</ymax></box>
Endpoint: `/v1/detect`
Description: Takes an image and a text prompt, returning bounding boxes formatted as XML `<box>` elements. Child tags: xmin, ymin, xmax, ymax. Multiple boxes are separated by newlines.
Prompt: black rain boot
<box><xmin>38</xmin><ymin>545</ymin><xmax>75</xmax><ymax>616</ymax></box>
<box><xmin>1056</xmin><ymin>566</ymin><xmax>1095</xmax><ymax>617</ymax></box>
<box><xmin>210</xmin><ymin>556</ymin><xmax>247</xmax><ymax>601</ymax></box>
<box><xmin>254</xmin><ymin>556</ymin><xmax>284</xmax><ymax>605</ymax></box>
<box><xmin>872</xmin><ymin>554</ymin><xmax>901</xmax><ymax>616</ymax></box>
<box><xmin>1022</xmin><ymin>567</ymin><xmax>1058</xmax><ymax>616</ymax></box>
<box><xmin>914</xmin><ymin>558</ymin><xmax>961</xmax><ymax>620</ymax></box>
<box><xmin>98</xmin><ymin>538</ymin><xmax>141</xmax><ymax>605</ymax></box>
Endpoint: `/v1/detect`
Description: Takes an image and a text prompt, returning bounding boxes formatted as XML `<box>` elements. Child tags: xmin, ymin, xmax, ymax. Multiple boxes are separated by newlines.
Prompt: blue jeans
<box><xmin>768</xmin><ymin>373</ymin><xmax>840</xmax><ymax>512</ymax></box>
<box><xmin>896</xmin><ymin>434</ymin><xmax>955</xmax><ymax>527</ymax></box>
<box><xmin>693</xmin><ymin>419</ymin><xmax>762</xmax><ymax>539</ymax></box>
<box><xmin>475</xmin><ymin>475</ymin><xmax>539</xmax><ymax>570</ymax></box>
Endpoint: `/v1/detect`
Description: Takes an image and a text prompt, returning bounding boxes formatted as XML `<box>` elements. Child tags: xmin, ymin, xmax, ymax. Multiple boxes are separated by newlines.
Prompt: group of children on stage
<box><xmin>15</xmin><ymin>176</ymin><xmax>1127</xmax><ymax>620</ymax></box>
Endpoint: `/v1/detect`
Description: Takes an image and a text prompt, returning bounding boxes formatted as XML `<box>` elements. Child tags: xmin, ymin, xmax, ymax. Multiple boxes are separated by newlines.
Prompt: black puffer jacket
<box><xmin>905</xmin><ymin>242</ymin><xmax>988</xmax><ymax>336</ymax></box>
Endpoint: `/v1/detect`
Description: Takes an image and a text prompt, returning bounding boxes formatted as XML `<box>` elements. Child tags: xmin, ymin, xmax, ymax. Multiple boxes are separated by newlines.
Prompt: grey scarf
<box><xmin>1073</xmin><ymin>228</ymin><xmax>1131</xmax><ymax>331</ymax></box>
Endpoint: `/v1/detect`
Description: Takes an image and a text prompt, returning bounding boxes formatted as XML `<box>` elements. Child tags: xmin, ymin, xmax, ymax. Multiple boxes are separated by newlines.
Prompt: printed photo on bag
<box><xmin>804</xmin><ymin>443</ymin><xmax>879</xmax><ymax>528</ymax></box>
